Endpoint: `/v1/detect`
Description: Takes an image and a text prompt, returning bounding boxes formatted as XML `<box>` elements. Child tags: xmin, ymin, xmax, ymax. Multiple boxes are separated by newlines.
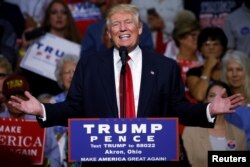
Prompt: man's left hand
<box><xmin>209</xmin><ymin>88</ymin><xmax>244</xmax><ymax>116</ymax></box>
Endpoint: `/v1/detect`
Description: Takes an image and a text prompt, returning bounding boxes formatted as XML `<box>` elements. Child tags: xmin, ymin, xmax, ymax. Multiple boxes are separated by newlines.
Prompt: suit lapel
<box><xmin>98</xmin><ymin>50</ymin><xmax>119</xmax><ymax>117</ymax></box>
<box><xmin>137</xmin><ymin>51</ymin><xmax>156</xmax><ymax>117</ymax></box>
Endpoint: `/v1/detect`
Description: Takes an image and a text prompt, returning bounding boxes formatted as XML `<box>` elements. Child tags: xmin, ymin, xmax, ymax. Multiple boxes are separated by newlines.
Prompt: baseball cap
<box><xmin>2</xmin><ymin>74</ymin><xmax>30</xmax><ymax>99</ymax></box>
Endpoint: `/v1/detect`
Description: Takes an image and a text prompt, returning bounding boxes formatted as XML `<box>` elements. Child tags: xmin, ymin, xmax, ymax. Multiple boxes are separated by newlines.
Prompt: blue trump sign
<box><xmin>68</xmin><ymin>118</ymin><xmax>179</xmax><ymax>162</ymax></box>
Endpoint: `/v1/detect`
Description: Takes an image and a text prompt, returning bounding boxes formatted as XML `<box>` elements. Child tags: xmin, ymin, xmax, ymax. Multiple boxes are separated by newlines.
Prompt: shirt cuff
<box><xmin>38</xmin><ymin>104</ymin><xmax>47</xmax><ymax>121</ymax></box>
<box><xmin>206</xmin><ymin>103</ymin><xmax>215</xmax><ymax>123</ymax></box>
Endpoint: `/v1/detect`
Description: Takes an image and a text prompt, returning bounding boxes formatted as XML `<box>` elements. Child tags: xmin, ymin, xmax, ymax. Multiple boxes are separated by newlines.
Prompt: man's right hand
<box><xmin>8</xmin><ymin>91</ymin><xmax>44</xmax><ymax>117</ymax></box>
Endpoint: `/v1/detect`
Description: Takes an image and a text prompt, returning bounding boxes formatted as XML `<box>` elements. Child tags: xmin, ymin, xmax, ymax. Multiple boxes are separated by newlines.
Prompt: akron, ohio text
<box><xmin>82</xmin><ymin>123</ymin><xmax>163</xmax><ymax>142</ymax></box>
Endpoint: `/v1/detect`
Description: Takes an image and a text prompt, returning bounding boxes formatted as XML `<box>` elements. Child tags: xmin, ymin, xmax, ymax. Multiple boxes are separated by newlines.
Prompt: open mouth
<box><xmin>119</xmin><ymin>34</ymin><xmax>131</xmax><ymax>40</ymax></box>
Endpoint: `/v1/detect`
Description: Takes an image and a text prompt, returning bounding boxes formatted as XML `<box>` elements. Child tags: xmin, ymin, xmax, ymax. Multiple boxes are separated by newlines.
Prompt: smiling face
<box><xmin>226</xmin><ymin>59</ymin><xmax>245</xmax><ymax>89</ymax></box>
<box><xmin>106</xmin><ymin>11</ymin><xmax>142</xmax><ymax>52</ymax></box>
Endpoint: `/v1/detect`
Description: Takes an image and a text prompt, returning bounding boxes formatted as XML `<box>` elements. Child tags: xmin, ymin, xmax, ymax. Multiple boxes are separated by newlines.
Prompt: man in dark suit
<box><xmin>9</xmin><ymin>4</ymin><xmax>243</xmax><ymax>128</ymax></box>
<box><xmin>7</xmin><ymin>4</ymin><xmax>244</xmax><ymax>167</ymax></box>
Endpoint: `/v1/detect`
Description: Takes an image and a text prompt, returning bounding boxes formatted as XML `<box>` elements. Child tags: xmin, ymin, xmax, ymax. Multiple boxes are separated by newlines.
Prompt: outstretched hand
<box><xmin>209</xmin><ymin>88</ymin><xmax>244</xmax><ymax>116</ymax></box>
<box><xmin>8</xmin><ymin>91</ymin><xmax>44</xmax><ymax>117</ymax></box>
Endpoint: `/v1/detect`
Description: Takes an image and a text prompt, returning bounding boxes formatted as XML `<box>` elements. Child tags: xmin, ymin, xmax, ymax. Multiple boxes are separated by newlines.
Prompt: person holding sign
<box><xmin>8</xmin><ymin>3</ymin><xmax>244</xmax><ymax>164</ymax></box>
<box><xmin>18</xmin><ymin>0</ymin><xmax>81</xmax><ymax>97</ymax></box>
<box><xmin>1</xmin><ymin>74</ymin><xmax>61</xmax><ymax>167</ymax></box>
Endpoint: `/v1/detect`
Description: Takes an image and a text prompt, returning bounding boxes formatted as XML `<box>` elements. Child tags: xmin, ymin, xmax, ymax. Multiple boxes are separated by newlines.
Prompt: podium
<box><xmin>68</xmin><ymin>118</ymin><xmax>179</xmax><ymax>165</ymax></box>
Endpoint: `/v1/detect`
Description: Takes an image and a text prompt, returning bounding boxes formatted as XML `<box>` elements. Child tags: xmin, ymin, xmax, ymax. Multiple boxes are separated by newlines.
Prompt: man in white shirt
<box><xmin>8</xmin><ymin>4</ymin><xmax>243</xmax><ymax>130</ymax></box>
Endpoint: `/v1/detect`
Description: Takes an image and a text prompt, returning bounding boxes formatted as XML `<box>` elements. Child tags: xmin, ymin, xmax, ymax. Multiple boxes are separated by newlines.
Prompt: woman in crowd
<box><xmin>167</xmin><ymin>10</ymin><xmax>202</xmax><ymax>135</ymax></box>
<box><xmin>41</xmin><ymin>0</ymin><xmax>81</xmax><ymax>43</ymax></box>
<box><xmin>19</xmin><ymin>0</ymin><xmax>81</xmax><ymax>97</ymax></box>
<box><xmin>221</xmin><ymin>50</ymin><xmax>250</xmax><ymax>149</ymax></box>
<box><xmin>186</xmin><ymin>27</ymin><xmax>228</xmax><ymax>102</ymax></box>
<box><xmin>168</xmin><ymin>10</ymin><xmax>203</xmax><ymax>85</ymax></box>
<box><xmin>182</xmin><ymin>81</ymin><xmax>247</xmax><ymax>167</ymax></box>
<box><xmin>221</xmin><ymin>50</ymin><xmax>250</xmax><ymax>104</ymax></box>
<box><xmin>50</xmin><ymin>54</ymin><xmax>79</xmax><ymax>103</ymax></box>
<box><xmin>49</xmin><ymin>54</ymin><xmax>79</xmax><ymax>167</ymax></box>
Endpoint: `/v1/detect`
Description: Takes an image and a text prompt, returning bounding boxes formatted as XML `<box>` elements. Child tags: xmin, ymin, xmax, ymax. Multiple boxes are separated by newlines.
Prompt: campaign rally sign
<box><xmin>68</xmin><ymin>118</ymin><xmax>179</xmax><ymax>162</ymax></box>
<box><xmin>0</xmin><ymin>118</ymin><xmax>46</xmax><ymax>165</ymax></box>
<box><xmin>20</xmin><ymin>33</ymin><xmax>81</xmax><ymax>81</ymax></box>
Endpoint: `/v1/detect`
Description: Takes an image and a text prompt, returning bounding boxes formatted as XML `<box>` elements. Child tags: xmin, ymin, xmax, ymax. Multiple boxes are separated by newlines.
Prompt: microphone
<box><xmin>119</xmin><ymin>46</ymin><xmax>128</xmax><ymax>67</ymax></box>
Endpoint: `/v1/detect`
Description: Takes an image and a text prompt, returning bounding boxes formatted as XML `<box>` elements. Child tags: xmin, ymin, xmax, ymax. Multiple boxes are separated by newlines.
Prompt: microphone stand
<box><xmin>119</xmin><ymin>47</ymin><xmax>128</xmax><ymax>118</ymax></box>
<box><xmin>120</xmin><ymin>64</ymin><xmax>126</xmax><ymax>118</ymax></box>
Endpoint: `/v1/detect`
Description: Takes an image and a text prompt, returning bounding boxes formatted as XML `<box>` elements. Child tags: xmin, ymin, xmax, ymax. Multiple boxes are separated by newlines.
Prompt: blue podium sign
<box><xmin>68</xmin><ymin>118</ymin><xmax>179</xmax><ymax>162</ymax></box>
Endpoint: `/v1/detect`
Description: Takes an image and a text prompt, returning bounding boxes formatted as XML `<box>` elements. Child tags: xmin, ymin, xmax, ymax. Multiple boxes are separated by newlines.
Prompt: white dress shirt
<box><xmin>113</xmin><ymin>46</ymin><xmax>142</xmax><ymax>117</ymax></box>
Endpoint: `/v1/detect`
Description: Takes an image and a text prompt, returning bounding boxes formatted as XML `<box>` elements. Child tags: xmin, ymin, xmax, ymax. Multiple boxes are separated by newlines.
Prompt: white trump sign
<box><xmin>20</xmin><ymin>33</ymin><xmax>81</xmax><ymax>81</ymax></box>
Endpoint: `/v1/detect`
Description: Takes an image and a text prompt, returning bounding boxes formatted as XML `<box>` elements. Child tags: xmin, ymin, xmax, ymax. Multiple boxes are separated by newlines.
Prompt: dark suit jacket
<box><xmin>39</xmin><ymin>47</ymin><xmax>212</xmax><ymax>128</ymax></box>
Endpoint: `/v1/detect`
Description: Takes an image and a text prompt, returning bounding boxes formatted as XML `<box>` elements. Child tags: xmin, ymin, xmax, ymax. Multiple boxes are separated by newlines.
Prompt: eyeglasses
<box><xmin>187</xmin><ymin>32</ymin><xmax>199</xmax><ymax>39</ymax></box>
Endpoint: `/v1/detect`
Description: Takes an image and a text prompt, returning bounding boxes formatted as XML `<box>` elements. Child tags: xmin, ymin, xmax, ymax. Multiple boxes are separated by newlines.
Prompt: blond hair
<box><xmin>106</xmin><ymin>4</ymin><xmax>142</xmax><ymax>29</ymax></box>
